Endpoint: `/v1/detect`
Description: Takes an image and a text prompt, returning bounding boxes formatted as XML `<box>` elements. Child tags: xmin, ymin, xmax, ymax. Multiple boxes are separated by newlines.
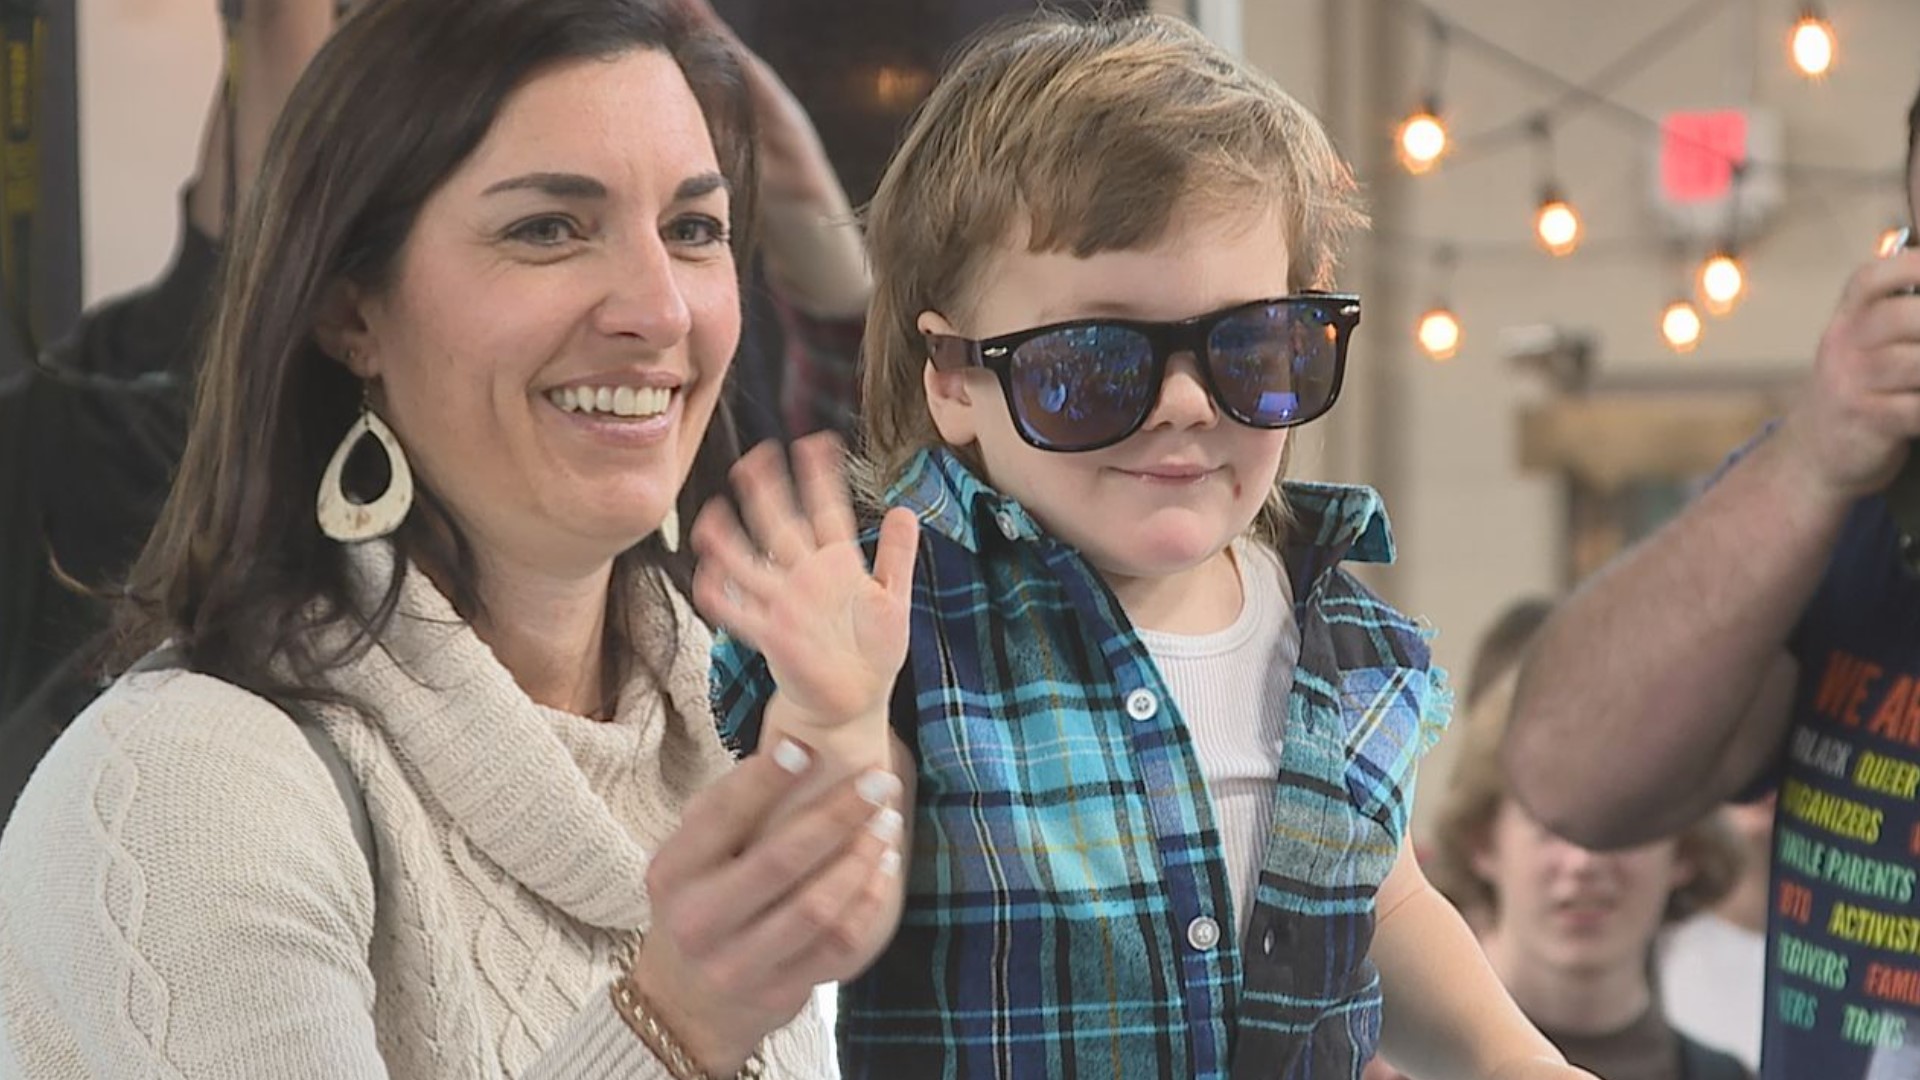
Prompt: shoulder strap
<box><xmin>125</xmin><ymin>648</ymin><xmax>378</xmax><ymax>881</ymax></box>
<box><xmin>291</xmin><ymin>710</ymin><xmax>379</xmax><ymax>882</ymax></box>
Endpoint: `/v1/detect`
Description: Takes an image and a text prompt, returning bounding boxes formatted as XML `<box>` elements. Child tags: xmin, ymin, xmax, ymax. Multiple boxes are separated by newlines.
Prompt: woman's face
<box><xmin>1476</xmin><ymin>801</ymin><xmax>1690</xmax><ymax>983</ymax></box>
<box><xmin>341</xmin><ymin>47</ymin><xmax>740</xmax><ymax>578</ymax></box>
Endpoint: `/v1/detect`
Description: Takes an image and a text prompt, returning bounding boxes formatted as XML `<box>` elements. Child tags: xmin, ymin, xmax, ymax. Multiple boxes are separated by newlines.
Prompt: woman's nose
<box><xmin>592</xmin><ymin>232</ymin><xmax>694</xmax><ymax>347</ymax></box>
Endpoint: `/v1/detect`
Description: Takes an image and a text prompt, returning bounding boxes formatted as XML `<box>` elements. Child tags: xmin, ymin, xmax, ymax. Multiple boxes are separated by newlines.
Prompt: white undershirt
<box><xmin>1137</xmin><ymin>539</ymin><xmax>1299</xmax><ymax>942</ymax></box>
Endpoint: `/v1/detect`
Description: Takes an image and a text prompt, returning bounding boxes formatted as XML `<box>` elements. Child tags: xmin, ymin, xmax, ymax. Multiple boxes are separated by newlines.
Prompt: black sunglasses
<box><xmin>928</xmin><ymin>292</ymin><xmax>1359</xmax><ymax>453</ymax></box>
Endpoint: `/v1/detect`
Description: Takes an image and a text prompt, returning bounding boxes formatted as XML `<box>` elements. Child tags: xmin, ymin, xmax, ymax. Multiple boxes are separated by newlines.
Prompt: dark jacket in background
<box><xmin>0</xmin><ymin>205</ymin><xmax>219</xmax><ymax>818</ymax></box>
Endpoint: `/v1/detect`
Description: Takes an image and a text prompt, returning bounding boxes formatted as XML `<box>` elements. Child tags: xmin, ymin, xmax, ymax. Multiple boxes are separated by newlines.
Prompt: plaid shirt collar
<box><xmin>887</xmin><ymin>445</ymin><xmax>1397</xmax><ymax>574</ymax></box>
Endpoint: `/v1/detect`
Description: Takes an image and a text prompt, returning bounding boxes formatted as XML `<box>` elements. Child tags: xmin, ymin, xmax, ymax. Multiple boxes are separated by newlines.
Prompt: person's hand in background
<box><xmin>669</xmin><ymin>0</ymin><xmax>872</xmax><ymax>317</ymax></box>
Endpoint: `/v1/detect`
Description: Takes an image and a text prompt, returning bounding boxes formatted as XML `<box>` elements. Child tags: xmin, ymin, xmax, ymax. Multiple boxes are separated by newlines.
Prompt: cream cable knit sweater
<box><xmin>0</xmin><ymin>543</ymin><xmax>834</xmax><ymax>1078</ymax></box>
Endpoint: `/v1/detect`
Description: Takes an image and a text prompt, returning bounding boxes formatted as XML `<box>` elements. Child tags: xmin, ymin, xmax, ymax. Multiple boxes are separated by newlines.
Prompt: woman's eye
<box><xmin>666</xmin><ymin>214</ymin><xmax>729</xmax><ymax>248</ymax></box>
<box><xmin>506</xmin><ymin>216</ymin><xmax>582</xmax><ymax>247</ymax></box>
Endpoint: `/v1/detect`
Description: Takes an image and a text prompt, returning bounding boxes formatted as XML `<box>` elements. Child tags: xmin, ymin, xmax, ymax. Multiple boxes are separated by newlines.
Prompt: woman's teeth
<box><xmin>548</xmin><ymin>385</ymin><xmax>673</xmax><ymax>418</ymax></box>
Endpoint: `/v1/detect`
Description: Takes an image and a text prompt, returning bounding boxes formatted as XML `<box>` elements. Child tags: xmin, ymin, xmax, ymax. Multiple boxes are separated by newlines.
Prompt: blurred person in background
<box><xmin>1463</xmin><ymin>598</ymin><xmax>1556</xmax><ymax>713</ymax></box>
<box><xmin>1359</xmin><ymin>596</ymin><xmax>1561</xmax><ymax>1080</ymax></box>
<box><xmin>1432</xmin><ymin>665</ymin><xmax>1750</xmax><ymax>1080</ymax></box>
<box><xmin>0</xmin><ymin>0</ymin><xmax>334</xmax><ymax>810</ymax></box>
<box><xmin>1659</xmin><ymin>793</ymin><xmax>1771</xmax><ymax>1072</ymax></box>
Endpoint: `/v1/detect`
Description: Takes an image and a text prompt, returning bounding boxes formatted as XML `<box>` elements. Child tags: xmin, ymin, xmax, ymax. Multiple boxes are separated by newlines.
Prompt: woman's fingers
<box><xmin>705</xmin><ymin>803</ymin><xmax>902</xmax><ymax>981</ymax></box>
<box><xmin>821</xmin><ymin>832</ymin><xmax>905</xmax><ymax>956</ymax></box>
<box><xmin>659</xmin><ymin>765</ymin><xmax>902</xmax><ymax>960</ymax></box>
<box><xmin>646</xmin><ymin>740</ymin><xmax>814</xmax><ymax>915</ymax></box>
<box><xmin>777</xmin><ymin>845</ymin><xmax>906</xmax><ymax>979</ymax></box>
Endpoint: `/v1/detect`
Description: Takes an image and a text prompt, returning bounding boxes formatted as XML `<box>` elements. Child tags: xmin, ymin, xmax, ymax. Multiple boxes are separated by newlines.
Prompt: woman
<box><xmin>0</xmin><ymin>0</ymin><xmax>906</xmax><ymax>1076</ymax></box>
<box><xmin>1429</xmin><ymin>665</ymin><xmax>1750</xmax><ymax>1080</ymax></box>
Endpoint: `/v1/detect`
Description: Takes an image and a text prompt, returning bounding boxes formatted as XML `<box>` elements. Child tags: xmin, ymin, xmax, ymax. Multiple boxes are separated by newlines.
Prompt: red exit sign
<box><xmin>1661</xmin><ymin>109</ymin><xmax>1750</xmax><ymax>203</ymax></box>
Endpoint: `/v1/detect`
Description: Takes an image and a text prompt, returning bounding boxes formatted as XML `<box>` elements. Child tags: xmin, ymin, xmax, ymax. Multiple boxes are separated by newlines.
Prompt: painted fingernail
<box><xmin>879</xmin><ymin>850</ymin><xmax>902</xmax><ymax>878</ymax></box>
<box><xmin>772</xmin><ymin>738</ymin><xmax>812</xmax><ymax>775</ymax></box>
<box><xmin>856</xmin><ymin>769</ymin><xmax>903</xmax><ymax>807</ymax></box>
<box><xmin>867</xmin><ymin>806</ymin><xmax>904</xmax><ymax>843</ymax></box>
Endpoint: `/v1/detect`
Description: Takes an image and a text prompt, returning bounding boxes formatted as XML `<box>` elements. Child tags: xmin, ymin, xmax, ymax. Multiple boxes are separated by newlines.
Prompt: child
<box><xmin>694</xmin><ymin>12</ymin><xmax>1597</xmax><ymax>1079</ymax></box>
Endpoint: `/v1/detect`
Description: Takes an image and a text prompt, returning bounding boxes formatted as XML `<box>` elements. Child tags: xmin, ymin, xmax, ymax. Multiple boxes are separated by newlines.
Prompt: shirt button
<box><xmin>994</xmin><ymin>510</ymin><xmax>1020</xmax><ymax>540</ymax></box>
<box><xmin>1261</xmin><ymin>928</ymin><xmax>1276</xmax><ymax>956</ymax></box>
<box><xmin>1187</xmin><ymin>916</ymin><xmax>1220</xmax><ymax>952</ymax></box>
<box><xmin>1125</xmin><ymin>688</ymin><xmax>1159</xmax><ymax>722</ymax></box>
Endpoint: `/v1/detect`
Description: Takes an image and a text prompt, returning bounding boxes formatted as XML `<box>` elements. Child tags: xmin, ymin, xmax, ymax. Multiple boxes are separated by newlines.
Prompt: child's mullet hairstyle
<box><xmin>859</xmin><ymin>11</ymin><xmax>1367</xmax><ymax>495</ymax></box>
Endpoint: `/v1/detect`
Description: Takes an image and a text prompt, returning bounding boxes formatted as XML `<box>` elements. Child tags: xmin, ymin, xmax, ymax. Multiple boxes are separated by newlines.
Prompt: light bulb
<box><xmin>1535</xmin><ymin>196</ymin><xmax>1582</xmax><ymax>257</ymax></box>
<box><xmin>1698</xmin><ymin>252</ymin><xmax>1746</xmax><ymax>314</ymax></box>
<box><xmin>1662</xmin><ymin>299</ymin><xmax>1703</xmax><ymax>353</ymax></box>
<box><xmin>1417</xmin><ymin>307</ymin><xmax>1461</xmax><ymax>361</ymax></box>
<box><xmin>1398</xmin><ymin>108</ymin><xmax>1448</xmax><ymax>175</ymax></box>
<box><xmin>1790</xmin><ymin>11</ymin><xmax>1835</xmax><ymax>77</ymax></box>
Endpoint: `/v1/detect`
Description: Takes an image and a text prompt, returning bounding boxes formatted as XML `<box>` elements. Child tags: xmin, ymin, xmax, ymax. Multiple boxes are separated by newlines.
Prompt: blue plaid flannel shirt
<box><xmin>713</xmin><ymin>448</ymin><xmax>1450</xmax><ymax>1080</ymax></box>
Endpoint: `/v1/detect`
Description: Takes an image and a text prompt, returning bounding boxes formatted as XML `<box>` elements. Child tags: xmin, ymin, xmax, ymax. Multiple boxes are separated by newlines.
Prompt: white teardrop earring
<box><xmin>317</xmin><ymin>373</ymin><xmax>415</xmax><ymax>542</ymax></box>
<box><xmin>658</xmin><ymin>506</ymin><xmax>680</xmax><ymax>553</ymax></box>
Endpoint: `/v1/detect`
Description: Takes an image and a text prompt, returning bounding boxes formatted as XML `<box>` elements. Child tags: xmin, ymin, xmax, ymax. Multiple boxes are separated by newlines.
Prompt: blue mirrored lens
<box><xmin>1009</xmin><ymin>325</ymin><xmax>1156</xmax><ymax>449</ymax></box>
<box><xmin>1209</xmin><ymin>302</ymin><xmax>1336</xmax><ymax>425</ymax></box>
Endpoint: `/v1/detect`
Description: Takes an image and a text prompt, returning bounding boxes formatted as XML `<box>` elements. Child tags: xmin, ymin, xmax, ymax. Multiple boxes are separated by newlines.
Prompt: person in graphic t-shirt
<box><xmin>1505</xmin><ymin>79</ymin><xmax>1920</xmax><ymax>1080</ymax></box>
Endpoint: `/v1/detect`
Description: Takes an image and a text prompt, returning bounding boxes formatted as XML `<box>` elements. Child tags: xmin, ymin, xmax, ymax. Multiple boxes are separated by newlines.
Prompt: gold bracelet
<box><xmin>610</xmin><ymin>933</ymin><xmax>767</xmax><ymax>1080</ymax></box>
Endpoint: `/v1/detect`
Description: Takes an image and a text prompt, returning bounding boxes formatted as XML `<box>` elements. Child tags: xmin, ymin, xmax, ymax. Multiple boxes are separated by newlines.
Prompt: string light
<box><xmin>1399</xmin><ymin>100</ymin><xmax>1449</xmax><ymax>175</ymax></box>
<box><xmin>1417</xmin><ymin>307</ymin><xmax>1462</xmax><ymax>361</ymax></box>
<box><xmin>1534</xmin><ymin>189</ymin><xmax>1582</xmax><ymax>257</ymax></box>
<box><xmin>1417</xmin><ymin>246</ymin><xmax>1462</xmax><ymax>362</ymax></box>
<box><xmin>1660</xmin><ymin>243</ymin><xmax>1706</xmax><ymax>353</ymax></box>
<box><xmin>1381</xmin><ymin>2</ymin><xmax>1903</xmax><ymax>363</ymax></box>
<box><xmin>1528</xmin><ymin>118</ymin><xmax>1582</xmax><ymax>257</ymax></box>
<box><xmin>1697</xmin><ymin>250</ymin><xmax>1747</xmax><ymax>315</ymax></box>
<box><xmin>1399</xmin><ymin>15</ymin><xmax>1451</xmax><ymax>175</ymax></box>
<box><xmin>1789</xmin><ymin>7</ymin><xmax>1836</xmax><ymax>78</ymax></box>
<box><xmin>1661</xmin><ymin>298</ymin><xmax>1704</xmax><ymax>353</ymax></box>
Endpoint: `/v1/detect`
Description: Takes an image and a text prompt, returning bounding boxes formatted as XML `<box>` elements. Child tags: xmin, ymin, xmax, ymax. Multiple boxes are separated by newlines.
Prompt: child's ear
<box><xmin>919</xmin><ymin>310</ymin><xmax>979</xmax><ymax>447</ymax></box>
<box><xmin>313</xmin><ymin>279</ymin><xmax>382</xmax><ymax>379</ymax></box>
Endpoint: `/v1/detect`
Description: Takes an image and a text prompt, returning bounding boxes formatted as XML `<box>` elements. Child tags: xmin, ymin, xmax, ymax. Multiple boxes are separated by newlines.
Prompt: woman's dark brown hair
<box><xmin>116</xmin><ymin>0</ymin><xmax>758</xmax><ymax>709</ymax></box>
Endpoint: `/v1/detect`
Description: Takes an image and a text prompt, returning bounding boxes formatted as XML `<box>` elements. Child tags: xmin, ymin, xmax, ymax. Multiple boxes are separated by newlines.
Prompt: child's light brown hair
<box><xmin>859</xmin><ymin>10</ymin><xmax>1366</xmax><ymax>502</ymax></box>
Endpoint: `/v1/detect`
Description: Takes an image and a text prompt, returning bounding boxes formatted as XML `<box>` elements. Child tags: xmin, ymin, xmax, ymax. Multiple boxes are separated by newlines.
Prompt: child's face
<box><xmin>920</xmin><ymin>201</ymin><xmax>1293</xmax><ymax>586</ymax></box>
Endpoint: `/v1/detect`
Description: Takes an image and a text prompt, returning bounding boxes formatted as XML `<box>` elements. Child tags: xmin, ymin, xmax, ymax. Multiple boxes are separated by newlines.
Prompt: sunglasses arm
<box><xmin>926</xmin><ymin>334</ymin><xmax>985</xmax><ymax>372</ymax></box>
